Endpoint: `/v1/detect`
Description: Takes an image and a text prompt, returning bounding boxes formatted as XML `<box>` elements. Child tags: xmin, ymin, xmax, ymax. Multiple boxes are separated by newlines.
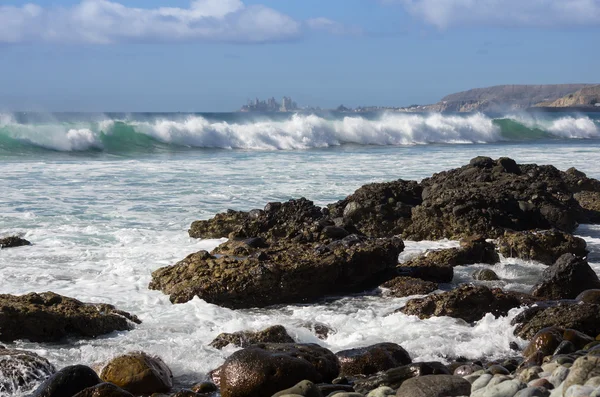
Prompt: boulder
<box><xmin>380</xmin><ymin>277</ymin><xmax>438</xmax><ymax>298</ymax></box>
<box><xmin>401</xmin><ymin>285</ymin><xmax>535</xmax><ymax>323</ymax></box>
<box><xmin>327</xmin><ymin>179</ymin><xmax>422</xmax><ymax>238</ymax></box>
<box><xmin>72</xmin><ymin>383</ymin><xmax>134</xmax><ymax>397</ymax></box>
<box><xmin>0</xmin><ymin>348</ymin><xmax>56</xmax><ymax>396</ymax></box>
<box><xmin>353</xmin><ymin>362</ymin><xmax>450</xmax><ymax>394</ymax></box>
<box><xmin>473</xmin><ymin>269</ymin><xmax>500</xmax><ymax>281</ymax></box>
<box><xmin>574</xmin><ymin>191</ymin><xmax>600</xmax><ymax>223</ymax></box>
<box><xmin>209</xmin><ymin>325</ymin><xmax>295</xmax><ymax>349</ymax></box>
<box><xmin>496</xmin><ymin>229</ymin><xmax>588</xmax><ymax>266</ymax></box>
<box><xmin>531</xmin><ymin>254</ymin><xmax>600</xmax><ymax>300</ymax></box>
<box><xmin>523</xmin><ymin>326</ymin><xmax>594</xmax><ymax>357</ymax></box>
<box><xmin>149</xmin><ymin>236</ymin><xmax>404</xmax><ymax>308</ymax></box>
<box><xmin>31</xmin><ymin>365</ymin><xmax>101</xmax><ymax>397</ymax></box>
<box><xmin>335</xmin><ymin>343</ymin><xmax>412</xmax><ymax>377</ymax></box>
<box><xmin>0</xmin><ymin>292</ymin><xmax>140</xmax><ymax>342</ymax></box>
<box><xmin>513</xmin><ymin>302</ymin><xmax>600</xmax><ymax>340</ymax></box>
<box><xmin>216</xmin><ymin>343</ymin><xmax>339</xmax><ymax>397</ymax></box>
<box><xmin>99</xmin><ymin>352</ymin><xmax>173</xmax><ymax>395</ymax></box>
<box><xmin>403</xmin><ymin>158</ymin><xmax>587</xmax><ymax>240</ymax></box>
<box><xmin>0</xmin><ymin>235</ymin><xmax>31</xmax><ymax>249</ymax></box>
<box><xmin>395</xmin><ymin>375</ymin><xmax>471</xmax><ymax>397</ymax></box>
<box><xmin>188</xmin><ymin>209</ymin><xmax>252</xmax><ymax>239</ymax></box>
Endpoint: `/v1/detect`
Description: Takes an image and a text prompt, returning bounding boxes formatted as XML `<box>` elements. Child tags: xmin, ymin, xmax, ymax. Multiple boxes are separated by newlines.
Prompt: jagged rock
<box><xmin>0</xmin><ymin>348</ymin><xmax>56</xmax><ymax>396</ymax></box>
<box><xmin>72</xmin><ymin>383</ymin><xmax>134</xmax><ymax>397</ymax></box>
<box><xmin>188</xmin><ymin>209</ymin><xmax>252</xmax><ymax>239</ymax></box>
<box><xmin>209</xmin><ymin>325</ymin><xmax>295</xmax><ymax>349</ymax></box>
<box><xmin>0</xmin><ymin>292</ymin><xmax>140</xmax><ymax>342</ymax></box>
<box><xmin>523</xmin><ymin>326</ymin><xmax>594</xmax><ymax>356</ymax></box>
<box><xmin>353</xmin><ymin>362</ymin><xmax>450</xmax><ymax>394</ymax></box>
<box><xmin>496</xmin><ymin>230</ymin><xmax>588</xmax><ymax>265</ymax></box>
<box><xmin>513</xmin><ymin>302</ymin><xmax>600</xmax><ymax>340</ymax></box>
<box><xmin>531</xmin><ymin>254</ymin><xmax>600</xmax><ymax>300</ymax></box>
<box><xmin>473</xmin><ymin>269</ymin><xmax>500</xmax><ymax>281</ymax></box>
<box><xmin>401</xmin><ymin>284</ymin><xmax>535</xmax><ymax>323</ymax></box>
<box><xmin>380</xmin><ymin>277</ymin><xmax>438</xmax><ymax>297</ymax></box>
<box><xmin>0</xmin><ymin>235</ymin><xmax>31</xmax><ymax>249</ymax></box>
<box><xmin>403</xmin><ymin>157</ymin><xmax>588</xmax><ymax>240</ymax></box>
<box><xmin>149</xmin><ymin>236</ymin><xmax>404</xmax><ymax>308</ymax></box>
<box><xmin>335</xmin><ymin>343</ymin><xmax>412</xmax><ymax>377</ymax></box>
<box><xmin>574</xmin><ymin>191</ymin><xmax>600</xmax><ymax>223</ymax></box>
<box><xmin>99</xmin><ymin>352</ymin><xmax>173</xmax><ymax>395</ymax></box>
<box><xmin>216</xmin><ymin>343</ymin><xmax>339</xmax><ymax>397</ymax></box>
<box><xmin>327</xmin><ymin>179</ymin><xmax>422</xmax><ymax>237</ymax></box>
<box><xmin>31</xmin><ymin>365</ymin><xmax>101</xmax><ymax>397</ymax></box>
<box><xmin>395</xmin><ymin>375</ymin><xmax>471</xmax><ymax>397</ymax></box>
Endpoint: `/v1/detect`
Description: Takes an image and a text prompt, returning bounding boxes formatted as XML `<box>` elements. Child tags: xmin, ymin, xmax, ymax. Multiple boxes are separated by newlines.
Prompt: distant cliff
<box><xmin>535</xmin><ymin>85</ymin><xmax>600</xmax><ymax>108</ymax></box>
<box><xmin>419</xmin><ymin>84</ymin><xmax>596</xmax><ymax>112</ymax></box>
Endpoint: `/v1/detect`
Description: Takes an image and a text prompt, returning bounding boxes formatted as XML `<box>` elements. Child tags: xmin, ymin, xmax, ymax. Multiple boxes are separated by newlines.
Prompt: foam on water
<box><xmin>1</xmin><ymin>142</ymin><xmax>600</xmax><ymax>395</ymax></box>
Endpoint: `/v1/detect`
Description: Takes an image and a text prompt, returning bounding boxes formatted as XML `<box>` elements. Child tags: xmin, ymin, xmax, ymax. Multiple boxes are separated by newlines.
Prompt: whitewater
<box><xmin>1</xmin><ymin>111</ymin><xmax>600</xmax><ymax>395</ymax></box>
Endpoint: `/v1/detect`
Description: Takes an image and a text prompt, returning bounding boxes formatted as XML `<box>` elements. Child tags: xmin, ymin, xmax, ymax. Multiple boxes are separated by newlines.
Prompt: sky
<box><xmin>0</xmin><ymin>0</ymin><xmax>599</xmax><ymax>112</ymax></box>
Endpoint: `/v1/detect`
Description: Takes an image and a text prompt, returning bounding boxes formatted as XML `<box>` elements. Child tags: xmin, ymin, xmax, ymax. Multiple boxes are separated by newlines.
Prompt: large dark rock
<box><xmin>0</xmin><ymin>235</ymin><xmax>31</xmax><ymax>249</ymax></box>
<box><xmin>335</xmin><ymin>343</ymin><xmax>412</xmax><ymax>377</ymax></box>
<box><xmin>574</xmin><ymin>191</ymin><xmax>600</xmax><ymax>223</ymax></box>
<box><xmin>149</xmin><ymin>236</ymin><xmax>404</xmax><ymax>308</ymax></box>
<box><xmin>327</xmin><ymin>179</ymin><xmax>422</xmax><ymax>238</ymax></box>
<box><xmin>0</xmin><ymin>348</ymin><xmax>56</xmax><ymax>396</ymax></box>
<box><xmin>530</xmin><ymin>254</ymin><xmax>600</xmax><ymax>300</ymax></box>
<box><xmin>513</xmin><ymin>302</ymin><xmax>600</xmax><ymax>340</ymax></box>
<box><xmin>99</xmin><ymin>352</ymin><xmax>173</xmax><ymax>395</ymax></box>
<box><xmin>216</xmin><ymin>343</ymin><xmax>339</xmax><ymax>397</ymax></box>
<box><xmin>209</xmin><ymin>325</ymin><xmax>295</xmax><ymax>349</ymax></box>
<box><xmin>401</xmin><ymin>285</ymin><xmax>536</xmax><ymax>323</ymax></box>
<box><xmin>32</xmin><ymin>365</ymin><xmax>101</xmax><ymax>397</ymax></box>
<box><xmin>395</xmin><ymin>375</ymin><xmax>471</xmax><ymax>397</ymax></box>
<box><xmin>0</xmin><ymin>292</ymin><xmax>141</xmax><ymax>343</ymax></box>
<box><xmin>403</xmin><ymin>157</ymin><xmax>588</xmax><ymax>240</ymax></box>
<box><xmin>380</xmin><ymin>277</ymin><xmax>438</xmax><ymax>297</ymax></box>
<box><xmin>72</xmin><ymin>383</ymin><xmax>134</xmax><ymax>397</ymax></box>
<box><xmin>522</xmin><ymin>326</ymin><xmax>594</xmax><ymax>357</ymax></box>
<box><xmin>353</xmin><ymin>362</ymin><xmax>450</xmax><ymax>394</ymax></box>
<box><xmin>496</xmin><ymin>229</ymin><xmax>588</xmax><ymax>265</ymax></box>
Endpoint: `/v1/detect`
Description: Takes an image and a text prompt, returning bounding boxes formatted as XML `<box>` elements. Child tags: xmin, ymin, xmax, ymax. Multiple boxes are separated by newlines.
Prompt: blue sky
<box><xmin>0</xmin><ymin>0</ymin><xmax>598</xmax><ymax>112</ymax></box>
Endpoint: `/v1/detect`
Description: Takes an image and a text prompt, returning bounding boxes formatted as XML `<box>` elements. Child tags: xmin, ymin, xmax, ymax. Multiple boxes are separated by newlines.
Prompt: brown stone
<box><xmin>100</xmin><ymin>352</ymin><xmax>173</xmax><ymax>395</ymax></box>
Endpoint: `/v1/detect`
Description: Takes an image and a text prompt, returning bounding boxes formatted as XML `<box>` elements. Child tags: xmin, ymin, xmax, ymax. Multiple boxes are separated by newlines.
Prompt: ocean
<box><xmin>1</xmin><ymin>111</ymin><xmax>600</xmax><ymax>394</ymax></box>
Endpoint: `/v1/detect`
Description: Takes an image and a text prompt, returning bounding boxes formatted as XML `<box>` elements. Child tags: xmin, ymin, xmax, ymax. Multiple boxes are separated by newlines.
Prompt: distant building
<box><xmin>240</xmin><ymin>96</ymin><xmax>298</xmax><ymax>112</ymax></box>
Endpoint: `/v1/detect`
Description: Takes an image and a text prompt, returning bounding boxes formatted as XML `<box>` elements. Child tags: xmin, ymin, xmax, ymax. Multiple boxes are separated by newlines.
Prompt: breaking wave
<box><xmin>0</xmin><ymin>112</ymin><xmax>598</xmax><ymax>154</ymax></box>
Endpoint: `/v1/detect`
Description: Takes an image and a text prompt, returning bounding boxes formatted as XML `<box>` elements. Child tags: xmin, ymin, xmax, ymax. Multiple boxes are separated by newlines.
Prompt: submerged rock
<box><xmin>496</xmin><ymin>229</ymin><xmax>588</xmax><ymax>266</ymax></box>
<box><xmin>335</xmin><ymin>343</ymin><xmax>412</xmax><ymax>377</ymax></box>
<box><xmin>0</xmin><ymin>235</ymin><xmax>31</xmax><ymax>249</ymax></box>
<box><xmin>99</xmin><ymin>352</ymin><xmax>173</xmax><ymax>395</ymax></box>
<box><xmin>209</xmin><ymin>325</ymin><xmax>295</xmax><ymax>349</ymax></box>
<box><xmin>149</xmin><ymin>236</ymin><xmax>404</xmax><ymax>308</ymax></box>
<box><xmin>380</xmin><ymin>276</ymin><xmax>438</xmax><ymax>297</ymax></box>
<box><xmin>0</xmin><ymin>348</ymin><xmax>56</xmax><ymax>396</ymax></box>
<box><xmin>531</xmin><ymin>254</ymin><xmax>600</xmax><ymax>300</ymax></box>
<box><xmin>216</xmin><ymin>343</ymin><xmax>339</xmax><ymax>397</ymax></box>
<box><xmin>401</xmin><ymin>284</ymin><xmax>535</xmax><ymax>323</ymax></box>
<box><xmin>513</xmin><ymin>302</ymin><xmax>600</xmax><ymax>340</ymax></box>
<box><xmin>0</xmin><ymin>292</ymin><xmax>141</xmax><ymax>342</ymax></box>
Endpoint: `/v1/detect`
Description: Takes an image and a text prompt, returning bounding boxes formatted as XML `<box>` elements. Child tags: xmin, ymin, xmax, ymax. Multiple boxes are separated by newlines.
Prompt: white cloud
<box><xmin>0</xmin><ymin>0</ymin><xmax>305</xmax><ymax>44</ymax></box>
<box><xmin>387</xmin><ymin>0</ymin><xmax>600</xmax><ymax>28</ymax></box>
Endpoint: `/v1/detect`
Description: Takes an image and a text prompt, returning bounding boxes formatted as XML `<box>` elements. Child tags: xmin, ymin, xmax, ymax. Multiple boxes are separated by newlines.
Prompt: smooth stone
<box><xmin>591</xmin><ymin>386</ymin><xmax>600</xmax><ymax>397</ymax></box>
<box><xmin>365</xmin><ymin>386</ymin><xmax>394</xmax><ymax>397</ymax></box>
<box><xmin>543</xmin><ymin>363</ymin><xmax>561</xmax><ymax>374</ymax></box>
<box><xmin>471</xmin><ymin>379</ymin><xmax>526</xmax><ymax>397</ymax></box>
<box><xmin>395</xmin><ymin>375</ymin><xmax>471</xmax><ymax>397</ymax></box>
<box><xmin>528</xmin><ymin>379</ymin><xmax>553</xmax><ymax>389</ymax></box>
<box><xmin>488</xmin><ymin>366</ymin><xmax>511</xmax><ymax>376</ymax></box>
<box><xmin>563</xmin><ymin>356</ymin><xmax>600</xmax><ymax>394</ymax></box>
<box><xmin>554</xmin><ymin>341</ymin><xmax>577</xmax><ymax>356</ymax></box>
<box><xmin>514</xmin><ymin>387</ymin><xmax>551</xmax><ymax>397</ymax></box>
<box><xmin>273</xmin><ymin>380</ymin><xmax>323</xmax><ymax>397</ymax></box>
<box><xmin>31</xmin><ymin>365</ymin><xmax>101</xmax><ymax>397</ymax></box>
<box><xmin>455</xmin><ymin>364</ymin><xmax>483</xmax><ymax>377</ymax></box>
<box><xmin>520</xmin><ymin>367</ymin><xmax>543</xmax><ymax>383</ymax></box>
<box><xmin>487</xmin><ymin>375</ymin><xmax>512</xmax><ymax>388</ymax></box>
<box><xmin>549</xmin><ymin>366</ymin><xmax>570</xmax><ymax>388</ymax></box>
<box><xmin>586</xmin><ymin>377</ymin><xmax>600</xmax><ymax>388</ymax></box>
<box><xmin>326</xmin><ymin>393</ymin><xmax>363</xmax><ymax>397</ymax></box>
<box><xmin>319</xmin><ymin>385</ymin><xmax>354</xmax><ymax>395</ymax></box>
<box><xmin>565</xmin><ymin>384</ymin><xmax>596</xmax><ymax>397</ymax></box>
<box><xmin>72</xmin><ymin>383</ymin><xmax>134</xmax><ymax>397</ymax></box>
<box><xmin>471</xmin><ymin>374</ymin><xmax>494</xmax><ymax>391</ymax></box>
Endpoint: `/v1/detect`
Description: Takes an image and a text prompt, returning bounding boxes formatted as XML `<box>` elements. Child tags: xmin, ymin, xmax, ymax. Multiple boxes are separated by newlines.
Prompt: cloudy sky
<box><xmin>1</xmin><ymin>0</ymin><xmax>599</xmax><ymax>111</ymax></box>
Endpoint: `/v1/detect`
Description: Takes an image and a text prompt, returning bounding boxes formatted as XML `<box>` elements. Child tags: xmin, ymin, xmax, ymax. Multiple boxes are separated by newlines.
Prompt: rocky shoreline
<box><xmin>2</xmin><ymin>156</ymin><xmax>600</xmax><ymax>397</ymax></box>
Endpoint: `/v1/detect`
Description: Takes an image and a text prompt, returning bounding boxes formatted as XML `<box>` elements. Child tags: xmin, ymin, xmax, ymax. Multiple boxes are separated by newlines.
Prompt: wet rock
<box><xmin>396</xmin><ymin>259</ymin><xmax>454</xmax><ymax>283</ymax></box>
<box><xmin>353</xmin><ymin>361</ymin><xmax>449</xmax><ymax>394</ymax></box>
<box><xmin>513</xmin><ymin>303</ymin><xmax>600</xmax><ymax>340</ymax></box>
<box><xmin>487</xmin><ymin>365</ymin><xmax>511</xmax><ymax>375</ymax></box>
<box><xmin>191</xmin><ymin>382</ymin><xmax>218</xmax><ymax>394</ymax></box>
<box><xmin>32</xmin><ymin>365</ymin><xmax>101</xmax><ymax>397</ymax></box>
<box><xmin>454</xmin><ymin>364</ymin><xmax>483</xmax><ymax>376</ymax></box>
<box><xmin>395</xmin><ymin>374</ymin><xmax>471</xmax><ymax>397</ymax></box>
<box><xmin>496</xmin><ymin>230</ymin><xmax>588</xmax><ymax>266</ymax></box>
<box><xmin>0</xmin><ymin>235</ymin><xmax>31</xmax><ymax>249</ymax></box>
<box><xmin>576</xmin><ymin>290</ymin><xmax>600</xmax><ymax>304</ymax></box>
<box><xmin>327</xmin><ymin>179</ymin><xmax>422</xmax><ymax>238</ymax></box>
<box><xmin>188</xmin><ymin>209</ymin><xmax>252</xmax><ymax>239</ymax></box>
<box><xmin>72</xmin><ymin>383</ymin><xmax>134</xmax><ymax>397</ymax></box>
<box><xmin>149</xmin><ymin>237</ymin><xmax>404</xmax><ymax>308</ymax></box>
<box><xmin>99</xmin><ymin>352</ymin><xmax>173</xmax><ymax>395</ymax></box>
<box><xmin>574</xmin><ymin>191</ymin><xmax>600</xmax><ymax>223</ymax></box>
<box><xmin>379</xmin><ymin>277</ymin><xmax>437</xmax><ymax>297</ymax></box>
<box><xmin>473</xmin><ymin>269</ymin><xmax>500</xmax><ymax>281</ymax></box>
<box><xmin>0</xmin><ymin>292</ymin><xmax>140</xmax><ymax>342</ymax></box>
<box><xmin>404</xmin><ymin>158</ymin><xmax>589</xmax><ymax>240</ymax></box>
<box><xmin>0</xmin><ymin>348</ymin><xmax>56</xmax><ymax>396</ymax></box>
<box><xmin>211</xmin><ymin>237</ymin><xmax>269</xmax><ymax>256</ymax></box>
<box><xmin>272</xmin><ymin>380</ymin><xmax>323</xmax><ymax>397</ymax></box>
<box><xmin>531</xmin><ymin>254</ymin><xmax>600</xmax><ymax>300</ymax></box>
<box><xmin>217</xmin><ymin>343</ymin><xmax>339</xmax><ymax>397</ymax></box>
<box><xmin>401</xmin><ymin>285</ymin><xmax>535</xmax><ymax>323</ymax></box>
<box><xmin>209</xmin><ymin>325</ymin><xmax>295</xmax><ymax>349</ymax></box>
<box><xmin>298</xmin><ymin>322</ymin><xmax>334</xmax><ymax>340</ymax></box>
<box><xmin>335</xmin><ymin>343</ymin><xmax>411</xmax><ymax>377</ymax></box>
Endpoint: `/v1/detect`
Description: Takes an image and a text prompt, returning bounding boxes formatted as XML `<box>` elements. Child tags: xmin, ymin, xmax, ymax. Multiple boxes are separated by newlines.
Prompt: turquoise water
<box><xmin>1</xmin><ymin>111</ymin><xmax>600</xmax><ymax>395</ymax></box>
